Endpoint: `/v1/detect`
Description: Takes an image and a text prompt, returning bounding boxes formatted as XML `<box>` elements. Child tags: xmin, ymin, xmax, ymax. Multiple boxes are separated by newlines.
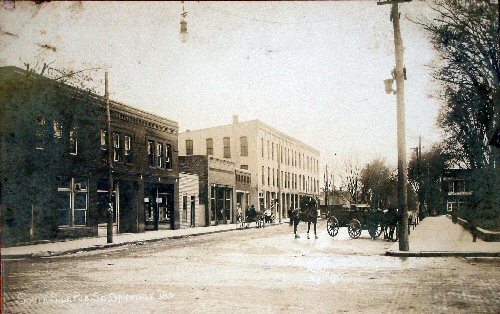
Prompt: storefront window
<box><xmin>57</xmin><ymin>177</ymin><xmax>88</xmax><ymax>226</ymax></box>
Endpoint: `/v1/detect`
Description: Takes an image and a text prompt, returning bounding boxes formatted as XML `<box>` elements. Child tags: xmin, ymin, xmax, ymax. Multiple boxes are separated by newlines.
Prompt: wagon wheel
<box><xmin>326</xmin><ymin>216</ymin><xmax>339</xmax><ymax>237</ymax></box>
<box><xmin>348</xmin><ymin>219</ymin><xmax>362</xmax><ymax>239</ymax></box>
<box><xmin>368</xmin><ymin>222</ymin><xmax>383</xmax><ymax>239</ymax></box>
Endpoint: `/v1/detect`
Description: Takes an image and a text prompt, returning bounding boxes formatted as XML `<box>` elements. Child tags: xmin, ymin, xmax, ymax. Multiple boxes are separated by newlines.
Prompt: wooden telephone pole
<box><xmin>105</xmin><ymin>71</ymin><xmax>114</xmax><ymax>244</ymax></box>
<box><xmin>378</xmin><ymin>0</ymin><xmax>410</xmax><ymax>251</ymax></box>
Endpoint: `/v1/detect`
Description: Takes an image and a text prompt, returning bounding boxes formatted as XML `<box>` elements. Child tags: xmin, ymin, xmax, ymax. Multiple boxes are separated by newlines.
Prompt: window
<box><xmin>272</xmin><ymin>142</ymin><xmax>274</xmax><ymax>160</ymax></box>
<box><xmin>240</xmin><ymin>165</ymin><xmax>248</xmax><ymax>170</ymax></box>
<box><xmin>148</xmin><ymin>140</ymin><xmax>155</xmax><ymax>166</ymax></box>
<box><xmin>268</xmin><ymin>167</ymin><xmax>270</xmax><ymax>186</ymax></box>
<box><xmin>262</xmin><ymin>166</ymin><xmax>265</xmax><ymax>185</ymax></box>
<box><xmin>183</xmin><ymin>196</ymin><xmax>188</xmax><ymax>223</ymax></box>
<box><xmin>157</xmin><ymin>142</ymin><xmax>164</xmax><ymax>168</ymax></box>
<box><xmin>100</xmin><ymin>130</ymin><xmax>107</xmax><ymax>150</ymax></box>
<box><xmin>113</xmin><ymin>133</ymin><xmax>122</xmax><ymax>162</ymax></box>
<box><xmin>223</xmin><ymin>137</ymin><xmax>231</xmax><ymax>158</ymax></box>
<box><xmin>57</xmin><ymin>177</ymin><xmax>88</xmax><ymax>227</ymax></box>
<box><xmin>261</xmin><ymin>138</ymin><xmax>264</xmax><ymax>158</ymax></box>
<box><xmin>35</xmin><ymin>116</ymin><xmax>46</xmax><ymax>150</ymax></box>
<box><xmin>69</xmin><ymin>127</ymin><xmax>78</xmax><ymax>155</ymax></box>
<box><xmin>186</xmin><ymin>140</ymin><xmax>193</xmax><ymax>155</ymax></box>
<box><xmin>240</xmin><ymin>136</ymin><xmax>248</xmax><ymax>156</ymax></box>
<box><xmin>124</xmin><ymin>135</ymin><xmax>132</xmax><ymax>163</ymax></box>
<box><xmin>206</xmin><ymin>138</ymin><xmax>213</xmax><ymax>155</ymax></box>
<box><xmin>53</xmin><ymin>120</ymin><xmax>62</xmax><ymax>140</ymax></box>
<box><xmin>267</xmin><ymin>140</ymin><xmax>270</xmax><ymax>159</ymax></box>
<box><xmin>166</xmin><ymin>144</ymin><xmax>173</xmax><ymax>169</ymax></box>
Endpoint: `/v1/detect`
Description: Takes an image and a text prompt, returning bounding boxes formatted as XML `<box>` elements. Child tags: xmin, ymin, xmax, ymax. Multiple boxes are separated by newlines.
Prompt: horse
<box><xmin>289</xmin><ymin>196</ymin><xmax>319</xmax><ymax>239</ymax></box>
<box><xmin>381</xmin><ymin>208</ymin><xmax>398</xmax><ymax>241</ymax></box>
<box><xmin>244</xmin><ymin>206</ymin><xmax>265</xmax><ymax>228</ymax></box>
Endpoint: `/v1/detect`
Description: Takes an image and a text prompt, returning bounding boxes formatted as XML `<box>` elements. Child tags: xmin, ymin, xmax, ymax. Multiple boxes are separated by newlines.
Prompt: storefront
<box><xmin>144</xmin><ymin>183</ymin><xmax>175</xmax><ymax>230</ymax></box>
<box><xmin>210</xmin><ymin>185</ymin><xmax>233</xmax><ymax>225</ymax></box>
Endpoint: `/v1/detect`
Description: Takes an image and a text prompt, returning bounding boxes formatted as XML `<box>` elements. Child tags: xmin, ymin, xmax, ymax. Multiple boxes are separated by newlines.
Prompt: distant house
<box><xmin>0</xmin><ymin>66</ymin><xmax>179</xmax><ymax>246</ymax></box>
<box><xmin>440</xmin><ymin>169</ymin><xmax>473</xmax><ymax>219</ymax></box>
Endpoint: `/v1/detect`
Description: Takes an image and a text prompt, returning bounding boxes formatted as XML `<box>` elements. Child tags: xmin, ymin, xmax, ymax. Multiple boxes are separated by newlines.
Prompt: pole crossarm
<box><xmin>377</xmin><ymin>0</ymin><xmax>411</xmax><ymax>5</ymax></box>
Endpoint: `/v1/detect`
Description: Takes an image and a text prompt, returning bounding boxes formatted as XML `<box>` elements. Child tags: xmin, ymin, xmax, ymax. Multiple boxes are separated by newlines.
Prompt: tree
<box><xmin>340</xmin><ymin>158</ymin><xmax>361</xmax><ymax>203</ymax></box>
<box><xmin>416</xmin><ymin>1</ymin><xmax>499</xmax><ymax>225</ymax></box>
<box><xmin>407</xmin><ymin>143</ymin><xmax>450</xmax><ymax>215</ymax></box>
<box><xmin>359</xmin><ymin>158</ymin><xmax>398</xmax><ymax>209</ymax></box>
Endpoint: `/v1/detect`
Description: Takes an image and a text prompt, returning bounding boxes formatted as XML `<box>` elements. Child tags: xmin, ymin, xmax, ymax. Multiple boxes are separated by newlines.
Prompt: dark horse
<box><xmin>288</xmin><ymin>196</ymin><xmax>318</xmax><ymax>239</ymax></box>
<box><xmin>381</xmin><ymin>208</ymin><xmax>398</xmax><ymax>241</ymax></box>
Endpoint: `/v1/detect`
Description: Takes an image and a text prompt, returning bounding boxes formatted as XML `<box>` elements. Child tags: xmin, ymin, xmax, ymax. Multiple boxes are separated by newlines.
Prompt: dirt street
<box><xmin>3</xmin><ymin>220</ymin><xmax>500</xmax><ymax>313</ymax></box>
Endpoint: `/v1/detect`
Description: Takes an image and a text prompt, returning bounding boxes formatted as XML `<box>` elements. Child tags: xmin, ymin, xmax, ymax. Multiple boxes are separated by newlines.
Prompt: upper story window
<box><xmin>267</xmin><ymin>140</ymin><xmax>270</xmax><ymax>159</ymax></box>
<box><xmin>261</xmin><ymin>138</ymin><xmax>264</xmax><ymax>158</ymax></box>
<box><xmin>262</xmin><ymin>166</ymin><xmax>265</xmax><ymax>185</ymax></box>
<box><xmin>35</xmin><ymin>116</ymin><xmax>46</xmax><ymax>150</ymax></box>
<box><xmin>124</xmin><ymin>135</ymin><xmax>133</xmax><ymax>163</ymax></box>
<box><xmin>157</xmin><ymin>142</ymin><xmax>164</xmax><ymax>168</ymax></box>
<box><xmin>166</xmin><ymin>144</ymin><xmax>173</xmax><ymax>169</ymax></box>
<box><xmin>186</xmin><ymin>139</ymin><xmax>193</xmax><ymax>155</ymax></box>
<box><xmin>240</xmin><ymin>136</ymin><xmax>248</xmax><ymax>157</ymax></box>
<box><xmin>113</xmin><ymin>133</ymin><xmax>122</xmax><ymax>162</ymax></box>
<box><xmin>100</xmin><ymin>130</ymin><xmax>107</xmax><ymax>150</ymax></box>
<box><xmin>272</xmin><ymin>142</ymin><xmax>274</xmax><ymax>160</ymax></box>
<box><xmin>148</xmin><ymin>140</ymin><xmax>155</xmax><ymax>166</ymax></box>
<box><xmin>240</xmin><ymin>165</ymin><xmax>248</xmax><ymax>170</ymax></box>
<box><xmin>53</xmin><ymin>120</ymin><xmax>62</xmax><ymax>140</ymax></box>
<box><xmin>69</xmin><ymin>127</ymin><xmax>78</xmax><ymax>155</ymax></box>
<box><xmin>206</xmin><ymin>138</ymin><xmax>213</xmax><ymax>156</ymax></box>
<box><xmin>223</xmin><ymin>137</ymin><xmax>231</xmax><ymax>158</ymax></box>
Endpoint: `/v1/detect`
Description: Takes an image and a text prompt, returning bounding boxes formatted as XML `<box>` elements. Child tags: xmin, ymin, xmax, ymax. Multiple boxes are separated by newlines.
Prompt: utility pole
<box><xmin>105</xmin><ymin>71</ymin><xmax>113</xmax><ymax>244</ymax></box>
<box><xmin>324</xmin><ymin>165</ymin><xmax>329</xmax><ymax>215</ymax></box>
<box><xmin>278</xmin><ymin>144</ymin><xmax>282</xmax><ymax>223</ymax></box>
<box><xmin>378</xmin><ymin>0</ymin><xmax>410</xmax><ymax>251</ymax></box>
<box><xmin>418</xmin><ymin>135</ymin><xmax>423</xmax><ymax>219</ymax></box>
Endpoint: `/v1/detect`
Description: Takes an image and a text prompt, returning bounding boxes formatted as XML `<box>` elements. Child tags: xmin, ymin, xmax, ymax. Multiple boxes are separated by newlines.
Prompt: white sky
<box><xmin>0</xmin><ymin>1</ymin><xmax>443</xmax><ymax>185</ymax></box>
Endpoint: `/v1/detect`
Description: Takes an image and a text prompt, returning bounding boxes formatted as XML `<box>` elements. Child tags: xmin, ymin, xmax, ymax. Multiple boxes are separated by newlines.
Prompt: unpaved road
<box><xmin>3</xmin><ymin>221</ymin><xmax>500</xmax><ymax>313</ymax></box>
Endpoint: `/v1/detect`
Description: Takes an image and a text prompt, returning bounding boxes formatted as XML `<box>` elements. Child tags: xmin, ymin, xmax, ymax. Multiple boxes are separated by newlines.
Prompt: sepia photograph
<box><xmin>1</xmin><ymin>1</ymin><xmax>499</xmax><ymax>313</ymax></box>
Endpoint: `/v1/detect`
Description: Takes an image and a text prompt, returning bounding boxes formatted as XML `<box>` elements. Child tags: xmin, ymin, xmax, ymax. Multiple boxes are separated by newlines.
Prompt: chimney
<box><xmin>233</xmin><ymin>115</ymin><xmax>239</xmax><ymax>124</ymax></box>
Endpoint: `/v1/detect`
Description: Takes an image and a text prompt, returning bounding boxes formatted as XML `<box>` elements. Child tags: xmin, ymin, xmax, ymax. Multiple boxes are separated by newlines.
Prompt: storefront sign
<box><xmin>156</xmin><ymin>198</ymin><xmax>162</xmax><ymax>203</ymax></box>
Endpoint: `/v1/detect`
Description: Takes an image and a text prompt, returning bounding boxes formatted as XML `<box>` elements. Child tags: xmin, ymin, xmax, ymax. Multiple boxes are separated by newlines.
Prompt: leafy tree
<box><xmin>416</xmin><ymin>0</ymin><xmax>499</xmax><ymax>226</ymax></box>
<box><xmin>359</xmin><ymin>158</ymin><xmax>398</xmax><ymax>209</ymax></box>
<box><xmin>407</xmin><ymin>143</ymin><xmax>450</xmax><ymax>215</ymax></box>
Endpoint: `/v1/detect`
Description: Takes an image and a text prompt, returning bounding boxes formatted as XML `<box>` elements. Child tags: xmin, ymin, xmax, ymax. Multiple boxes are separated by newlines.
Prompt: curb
<box><xmin>385</xmin><ymin>250</ymin><xmax>500</xmax><ymax>257</ymax></box>
<box><xmin>2</xmin><ymin>223</ymin><xmax>284</xmax><ymax>260</ymax></box>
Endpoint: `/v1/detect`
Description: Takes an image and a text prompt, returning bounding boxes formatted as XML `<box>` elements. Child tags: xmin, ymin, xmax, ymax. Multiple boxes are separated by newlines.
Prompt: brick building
<box><xmin>179</xmin><ymin>155</ymin><xmax>247</xmax><ymax>226</ymax></box>
<box><xmin>0</xmin><ymin>66</ymin><xmax>179</xmax><ymax>246</ymax></box>
<box><xmin>178</xmin><ymin>116</ymin><xmax>320</xmax><ymax>221</ymax></box>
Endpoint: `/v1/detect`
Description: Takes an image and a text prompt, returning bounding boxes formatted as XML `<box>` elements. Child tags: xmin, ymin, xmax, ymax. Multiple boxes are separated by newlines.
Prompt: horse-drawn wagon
<box><xmin>326</xmin><ymin>204</ymin><xmax>386</xmax><ymax>239</ymax></box>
